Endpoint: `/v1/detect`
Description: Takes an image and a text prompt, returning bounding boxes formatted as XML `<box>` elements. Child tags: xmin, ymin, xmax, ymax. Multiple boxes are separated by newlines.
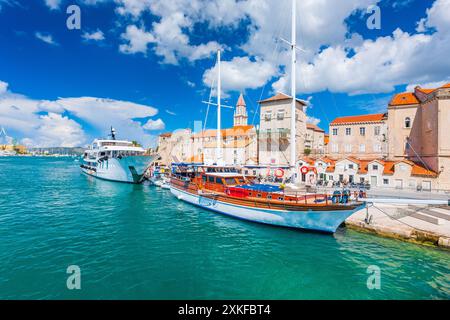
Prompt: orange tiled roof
<box><xmin>306</xmin><ymin>123</ymin><xmax>325</xmax><ymax>132</ymax></box>
<box><xmin>416</xmin><ymin>88</ymin><xmax>434</xmax><ymax>94</ymax></box>
<box><xmin>319</xmin><ymin>156</ymin><xmax>336</xmax><ymax>165</ymax></box>
<box><xmin>389</xmin><ymin>93</ymin><xmax>420</xmax><ymax>106</ymax></box>
<box><xmin>332</xmin><ymin>157</ymin><xmax>438</xmax><ymax>177</ymax></box>
<box><xmin>159</xmin><ymin>132</ymin><xmax>172</xmax><ymax>138</ymax></box>
<box><xmin>382</xmin><ymin>161</ymin><xmax>396</xmax><ymax>175</ymax></box>
<box><xmin>402</xmin><ymin>160</ymin><xmax>438</xmax><ymax>177</ymax></box>
<box><xmin>259</xmin><ymin>92</ymin><xmax>306</xmax><ymax>105</ymax></box>
<box><xmin>390</xmin><ymin>83</ymin><xmax>450</xmax><ymax>107</ymax></box>
<box><xmin>192</xmin><ymin>125</ymin><xmax>254</xmax><ymax>138</ymax></box>
<box><xmin>300</xmin><ymin>156</ymin><xmax>315</xmax><ymax>166</ymax></box>
<box><xmin>330</xmin><ymin>113</ymin><xmax>386</xmax><ymax>125</ymax></box>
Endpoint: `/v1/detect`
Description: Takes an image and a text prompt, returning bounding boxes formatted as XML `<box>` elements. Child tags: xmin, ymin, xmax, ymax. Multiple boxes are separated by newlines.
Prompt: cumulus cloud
<box><xmin>143</xmin><ymin>118</ymin><xmax>165</xmax><ymax>131</ymax></box>
<box><xmin>203</xmin><ymin>56</ymin><xmax>277</xmax><ymax>94</ymax></box>
<box><xmin>82</xmin><ymin>29</ymin><xmax>105</xmax><ymax>42</ymax></box>
<box><xmin>0</xmin><ymin>80</ymin><xmax>162</xmax><ymax>147</ymax></box>
<box><xmin>268</xmin><ymin>0</ymin><xmax>450</xmax><ymax>95</ymax></box>
<box><xmin>117</xmin><ymin>0</ymin><xmax>234</xmax><ymax>64</ymax></box>
<box><xmin>35</xmin><ymin>32</ymin><xmax>58</xmax><ymax>46</ymax></box>
<box><xmin>119</xmin><ymin>25</ymin><xmax>155</xmax><ymax>55</ymax></box>
<box><xmin>29</xmin><ymin>113</ymin><xmax>86</xmax><ymax>147</ymax></box>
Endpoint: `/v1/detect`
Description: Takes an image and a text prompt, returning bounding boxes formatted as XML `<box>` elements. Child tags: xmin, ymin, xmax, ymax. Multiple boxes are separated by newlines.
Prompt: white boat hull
<box><xmin>170</xmin><ymin>186</ymin><xmax>363</xmax><ymax>233</ymax></box>
<box><xmin>81</xmin><ymin>155</ymin><xmax>155</xmax><ymax>184</ymax></box>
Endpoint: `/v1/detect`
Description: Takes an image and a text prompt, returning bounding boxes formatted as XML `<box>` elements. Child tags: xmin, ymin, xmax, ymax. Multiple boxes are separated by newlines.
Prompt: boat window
<box><xmin>208</xmin><ymin>176</ymin><xmax>215</xmax><ymax>183</ymax></box>
<box><xmin>216</xmin><ymin>178</ymin><xmax>224</xmax><ymax>185</ymax></box>
<box><xmin>224</xmin><ymin>178</ymin><xmax>236</xmax><ymax>185</ymax></box>
<box><xmin>237</xmin><ymin>178</ymin><xmax>245</xmax><ymax>184</ymax></box>
<box><xmin>257</xmin><ymin>193</ymin><xmax>262</xmax><ymax>198</ymax></box>
<box><xmin>248</xmin><ymin>192</ymin><xmax>252</xmax><ymax>196</ymax></box>
<box><xmin>267</xmin><ymin>195</ymin><xmax>272</xmax><ymax>199</ymax></box>
<box><xmin>202</xmin><ymin>176</ymin><xmax>207</xmax><ymax>183</ymax></box>
<box><xmin>278</xmin><ymin>196</ymin><xmax>284</xmax><ymax>201</ymax></box>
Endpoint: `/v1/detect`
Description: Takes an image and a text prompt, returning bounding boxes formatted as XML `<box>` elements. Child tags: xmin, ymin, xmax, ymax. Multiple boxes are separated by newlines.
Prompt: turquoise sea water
<box><xmin>0</xmin><ymin>157</ymin><xmax>449</xmax><ymax>299</ymax></box>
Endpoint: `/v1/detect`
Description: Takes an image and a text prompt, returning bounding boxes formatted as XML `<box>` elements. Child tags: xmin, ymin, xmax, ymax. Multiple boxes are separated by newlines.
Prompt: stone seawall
<box><xmin>345</xmin><ymin>204</ymin><xmax>450</xmax><ymax>249</ymax></box>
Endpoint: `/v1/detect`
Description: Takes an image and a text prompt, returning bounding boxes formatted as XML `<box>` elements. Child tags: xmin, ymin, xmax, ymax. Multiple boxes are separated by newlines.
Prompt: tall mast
<box><xmin>290</xmin><ymin>0</ymin><xmax>297</xmax><ymax>175</ymax></box>
<box><xmin>217</xmin><ymin>49</ymin><xmax>222</xmax><ymax>165</ymax></box>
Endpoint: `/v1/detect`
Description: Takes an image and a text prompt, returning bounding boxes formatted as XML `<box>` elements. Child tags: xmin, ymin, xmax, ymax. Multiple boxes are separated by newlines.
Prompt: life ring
<box><xmin>300</xmin><ymin>166</ymin><xmax>309</xmax><ymax>175</ymax></box>
<box><xmin>274</xmin><ymin>168</ymin><xmax>284</xmax><ymax>178</ymax></box>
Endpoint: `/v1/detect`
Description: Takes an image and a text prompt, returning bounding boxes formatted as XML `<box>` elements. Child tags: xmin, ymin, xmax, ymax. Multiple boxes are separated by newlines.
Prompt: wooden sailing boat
<box><xmin>169</xmin><ymin>1</ymin><xmax>368</xmax><ymax>233</ymax></box>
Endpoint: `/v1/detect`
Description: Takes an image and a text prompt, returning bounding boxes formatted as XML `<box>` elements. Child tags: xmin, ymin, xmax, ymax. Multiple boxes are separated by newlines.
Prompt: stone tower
<box><xmin>233</xmin><ymin>93</ymin><xmax>248</xmax><ymax>126</ymax></box>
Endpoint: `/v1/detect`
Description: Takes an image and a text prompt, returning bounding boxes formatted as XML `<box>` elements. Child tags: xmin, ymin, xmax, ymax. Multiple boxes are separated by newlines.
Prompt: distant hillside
<box><xmin>29</xmin><ymin>147</ymin><xmax>84</xmax><ymax>155</ymax></box>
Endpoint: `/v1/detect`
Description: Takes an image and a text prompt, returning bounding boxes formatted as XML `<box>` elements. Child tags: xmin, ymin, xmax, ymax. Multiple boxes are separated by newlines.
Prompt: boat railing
<box><xmin>226</xmin><ymin>187</ymin><xmax>363</xmax><ymax>206</ymax></box>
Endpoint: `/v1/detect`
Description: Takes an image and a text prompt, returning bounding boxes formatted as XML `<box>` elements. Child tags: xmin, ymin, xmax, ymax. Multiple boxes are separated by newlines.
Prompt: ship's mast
<box><xmin>290</xmin><ymin>0</ymin><xmax>297</xmax><ymax>180</ymax></box>
<box><xmin>216</xmin><ymin>49</ymin><xmax>222</xmax><ymax>165</ymax></box>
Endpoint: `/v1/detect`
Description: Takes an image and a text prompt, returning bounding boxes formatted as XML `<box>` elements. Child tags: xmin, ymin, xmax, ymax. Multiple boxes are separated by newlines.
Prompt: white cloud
<box><xmin>0</xmin><ymin>80</ymin><xmax>162</xmax><ymax>147</ymax></box>
<box><xmin>417</xmin><ymin>0</ymin><xmax>450</xmax><ymax>35</ymax></box>
<box><xmin>0</xmin><ymin>80</ymin><xmax>8</xmax><ymax>94</ymax></box>
<box><xmin>406</xmin><ymin>79</ymin><xmax>450</xmax><ymax>92</ymax></box>
<box><xmin>119</xmin><ymin>25</ymin><xmax>155</xmax><ymax>55</ymax></box>
<box><xmin>307</xmin><ymin>116</ymin><xmax>320</xmax><ymax>126</ymax></box>
<box><xmin>44</xmin><ymin>0</ymin><xmax>61</xmax><ymax>10</ymax></box>
<box><xmin>117</xmin><ymin>0</ymin><xmax>231</xmax><ymax>64</ymax></box>
<box><xmin>143</xmin><ymin>118</ymin><xmax>165</xmax><ymax>130</ymax></box>
<box><xmin>35</xmin><ymin>32</ymin><xmax>58</xmax><ymax>46</ymax></box>
<box><xmin>115</xmin><ymin>0</ymin><xmax>382</xmax><ymax>92</ymax></box>
<box><xmin>29</xmin><ymin>113</ymin><xmax>86</xmax><ymax>147</ymax></box>
<box><xmin>82</xmin><ymin>29</ymin><xmax>105</xmax><ymax>42</ymax></box>
<box><xmin>273</xmin><ymin>25</ymin><xmax>450</xmax><ymax>95</ymax></box>
<box><xmin>202</xmin><ymin>56</ymin><xmax>277</xmax><ymax>93</ymax></box>
<box><xmin>267</xmin><ymin>0</ymin><xmax>450</xmax><ymax>95</ymax></box>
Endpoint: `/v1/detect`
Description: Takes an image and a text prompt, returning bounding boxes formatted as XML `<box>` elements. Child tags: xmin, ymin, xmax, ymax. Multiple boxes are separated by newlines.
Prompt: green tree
<box><xmin>131</xmin><ymin>140</ymin><xmax>142</xmax><ymax>147</ymax></box>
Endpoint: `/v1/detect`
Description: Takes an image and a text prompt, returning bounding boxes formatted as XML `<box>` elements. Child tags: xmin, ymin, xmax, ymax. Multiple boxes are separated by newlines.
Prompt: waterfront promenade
<box><xmin>347</xmin><ymin>188</ymin><xmax>450</xmax><ymax>249</ymax></box>
<box><xmin>284</xmin><ymin>184</ymin><xmax>450</xmax><ymax>248</ymax></box>
<box><xmin>346</xmin><ymin>204</ymin><xmax>450</xmax><ymax>249</ymax></box>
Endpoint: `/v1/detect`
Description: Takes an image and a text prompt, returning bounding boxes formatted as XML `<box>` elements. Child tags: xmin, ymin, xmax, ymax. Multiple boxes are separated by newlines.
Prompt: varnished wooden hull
<box><xmin>170</xmin><ymin>184</ymin><xmax>364</xmax><ymax>233</ymax></box>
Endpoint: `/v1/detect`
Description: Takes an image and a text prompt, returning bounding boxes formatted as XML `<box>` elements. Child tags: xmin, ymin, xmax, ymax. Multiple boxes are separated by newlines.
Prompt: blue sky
<box><xmin>0</xmin><ymin>0</ymin><xmax>449</xmax><ymax>147</ymax></box>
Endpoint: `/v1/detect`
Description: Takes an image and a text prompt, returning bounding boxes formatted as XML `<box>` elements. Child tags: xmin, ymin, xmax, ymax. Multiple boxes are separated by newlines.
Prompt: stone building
<box><xmin>186</xmin><ymin>94</ymin><xmax>257</xmax><ymax>166</ymax></box>
<box><xmin>305</xmin><ymin>123</ymin><xmax>325</xmax><ymax>156</ymax></box>
<box><xmin>156</xmin><ymin>129</ymin><xmax>192</xmax><ymax>166</ymax></box>
<box><xmin>328</xmin><ymin>113</ymin><xmax>388</xmax><ymax>160</ymax></box>
<box><xmin>258</xmin><ymin>93</ymin><xmax>307</xmax><ymax>167</ymax></box>
<box><xmin>387</xmin><ymin>83</ymin><xmax>450</xmax><ymax>190</ymax></box>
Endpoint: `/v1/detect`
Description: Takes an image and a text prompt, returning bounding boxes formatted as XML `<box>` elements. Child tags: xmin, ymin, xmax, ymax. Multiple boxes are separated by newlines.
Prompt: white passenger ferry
<box><xmin>81</xmin><ymin>128</ymin><xmax>156</xmax><ymax>184</ymax></box>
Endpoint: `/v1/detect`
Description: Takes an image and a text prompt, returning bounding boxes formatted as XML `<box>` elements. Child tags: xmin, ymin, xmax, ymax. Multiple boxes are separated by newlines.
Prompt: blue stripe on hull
<box><xmin>170</xmin><ymin>186</ymin><xmax>362</xmax><ymax>233</ymax></box>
